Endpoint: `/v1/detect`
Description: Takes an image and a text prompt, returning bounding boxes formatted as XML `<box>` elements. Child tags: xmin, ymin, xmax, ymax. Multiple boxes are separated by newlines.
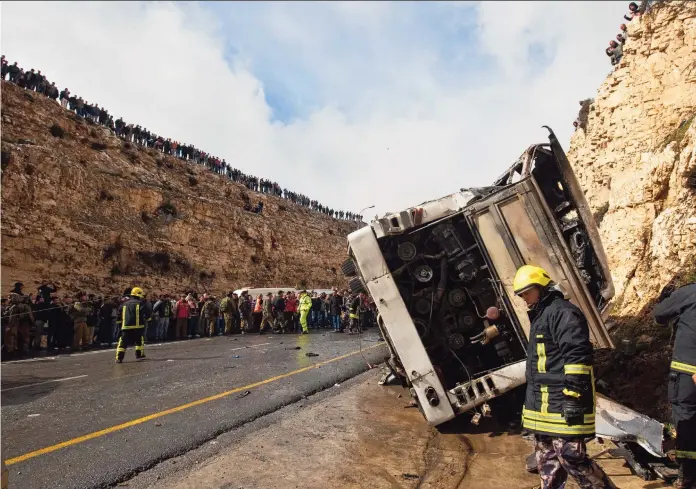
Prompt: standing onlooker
<box><xmin>284</xmin><ymin>292</ymin><xmax>297</xmax><ymax>333</ymax></box>
<box><xmin>188</xmin><ymin>293</ymin><xmax>201</xmax><ymax>339</ymax></box>
<box><xmin>201</xmin><ymin>295</ymin><xmax>219</xmax><ymax>337</ymax></box>
<box><xmin>99</xmin><ymin>298</ymin><xmax>116</xmax><ymax>346</ymax></box>
<box><xmin>330</xmin><ymin>289</ymin><xmax>343</xmax><ymax>333</ymax></box>
<box><xmin>273</xmin><ymin>291</ymin><xmax>286</xmax><ymax>333</ymax></box>
<box><xmin>70</xmin><ymin>293</ymin><xmax>93</xmax><ymax>350</ymax></box>
<box><xmin>252</xmin><ymin>294</ymin><xmax>263</xmax><ymax>333</ymax></box>
<box><xmin>175</xmin><ymin>294</ymin><xmax>190</xmax><ymax>340</ymax></box>
<box><xmin>310</xmin><ymin>292</ymin><xmax>321</xmax><ymax>329</ymax></box>
<box><xmin>220</xmin><ymin>291</ymin><xmax>235</xmax><ymax>335</ymax></box>
<box><xmin>86</xmin><ymin>294</ymin><xmax>100</xmax><ymax>345</ymax></box>
<box><xmin>5</xmin><ymin>294</ymin><xmax>33</xmax><ymax>356</ymax></box>
<box><xmin>238</xmin><ymin>291</ymin><xmax>251</xmax><ymax>334</ymax></box>
<box><xmin>32</xmin><ymin>297</ymin><xmax>49</xmax><ymax>350</ymax></box>
<box><xmin>229</xmin><ymin>292</ymin><xmax>240</xmax><ymax>334</ymax></box>
<box><xmin>153</xmin><ymin>294</ymin><xmax>172</xmax><ymax>341</ymax></box>
<box><xmin>259</xmin><ymin>292</ymin><xmax>274</xmax><ymax>335</ymax></box>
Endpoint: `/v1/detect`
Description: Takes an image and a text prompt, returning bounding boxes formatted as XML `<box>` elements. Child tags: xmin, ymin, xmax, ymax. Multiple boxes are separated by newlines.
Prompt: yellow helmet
<box><xmin>130</xmin><ymin>286</ymin><xmax>145</xmax><ymax>298</ymax></box>
<box><xmin>513</xmin><ymin>265</ymin><xmax>552</xmax><ymax>295</ymax></box>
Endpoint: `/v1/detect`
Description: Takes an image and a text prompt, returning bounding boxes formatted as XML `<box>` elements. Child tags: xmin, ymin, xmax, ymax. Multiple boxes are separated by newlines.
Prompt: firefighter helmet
<box><xmin>130</xmin><ymin>286</ymin><xmax>145</xmax><ymax>298</ymax></box>
<box><xmin>513</xmin><ymin>265</ymin><xmax>552</xmax><ymax>295</ymax></box>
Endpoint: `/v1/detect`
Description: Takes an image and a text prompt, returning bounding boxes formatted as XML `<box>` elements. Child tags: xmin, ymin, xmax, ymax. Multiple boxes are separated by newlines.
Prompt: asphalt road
<box><xmin>1</xmin><ymin>330</ymin><xmax>388</xmax><ymax>489</ymax></box>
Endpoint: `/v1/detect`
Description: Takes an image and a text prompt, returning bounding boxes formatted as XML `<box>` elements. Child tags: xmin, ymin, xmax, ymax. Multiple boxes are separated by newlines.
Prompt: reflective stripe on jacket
<box><xmin>523</xmin><ymin>290</ymin><xmax>595</xmax><ymax>437</ymax></box>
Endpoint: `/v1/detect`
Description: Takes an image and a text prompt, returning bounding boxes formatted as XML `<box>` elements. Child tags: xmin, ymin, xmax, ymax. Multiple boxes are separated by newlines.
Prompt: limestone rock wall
<box><xmin>1</xmin><ymin>81</ymin><xmax>355</xmax><ymax>297</ymax></box>
<box><xmin>567</xmin><ymin>1</ymin><xmax>696</xmax><ymax>317</ymax></box>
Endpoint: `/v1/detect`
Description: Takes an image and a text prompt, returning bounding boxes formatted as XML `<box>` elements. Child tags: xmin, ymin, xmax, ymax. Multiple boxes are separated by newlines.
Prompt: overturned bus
<box><xmin>342</xmin><ymin>127</ymin><xmax>670</xmax><ymax>478</ymax></box>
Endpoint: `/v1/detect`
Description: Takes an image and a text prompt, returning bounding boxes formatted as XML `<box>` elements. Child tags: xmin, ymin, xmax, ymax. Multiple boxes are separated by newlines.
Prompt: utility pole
<box><xmin>356</xmin><ymin>205</ymin><xmax>375</xmax><ymax>230</ymax></box>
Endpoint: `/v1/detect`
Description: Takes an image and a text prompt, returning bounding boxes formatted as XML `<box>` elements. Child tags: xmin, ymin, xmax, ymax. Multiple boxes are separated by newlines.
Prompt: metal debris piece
<box><xmin>237</xmin><ymin>390</ymin><xmax>251</xmax><ymax>399</ymax></box>
<box><xmin>305</xmin><ymin>352</ymin><xmax>319</xmax><ymax>357</ymax></box>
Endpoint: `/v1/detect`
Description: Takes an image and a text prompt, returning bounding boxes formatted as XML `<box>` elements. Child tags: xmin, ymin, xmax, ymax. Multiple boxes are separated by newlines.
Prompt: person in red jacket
<box><xmin>284</xmin><ymin>292</ymin><xmax>298</xmax><ymax>332</ymax></box>
<box><xmin>175</xmin><ymin>294</ymin><xmax>190</xmax><ymax>340</ymax></box>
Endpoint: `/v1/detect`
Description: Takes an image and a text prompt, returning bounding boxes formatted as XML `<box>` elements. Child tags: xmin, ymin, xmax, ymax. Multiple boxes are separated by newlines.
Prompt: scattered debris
<box><xmin>17</xmin><ymin>138</ymin><xmax>36</xmax><ymax>145</ymax></box>
<box><xmin>334</xmin><ymin>383</ymin><xmax>341</xmax><ymax>387</ymax></box>
<box><xmin>305</xmin><ymin>352</ymin><xmax>319</xmax><ymax>357</ymax></box>
<box><xmin>285</xmin><ymin>346</ymin><xmax>301</xmax><ymax>350</ymax></box>
<box><xmin>237</xmin><ymin>390</ymin><xmax>251</xmax><ymax>399</ymax></box>
<box><xmin>232</xmin><ymin>355</ymin><xmax>240</xmax><ymax>359</ymax></box>
<box><xmin>379</xmin><ymin>372</ymin><xmax>398</xmax><ymax>386</ymax></box>
<box><xmin>402</xmin><ymin>473</ymin><xmax>420</xmax><ymax>480</ymax></box>
<box><xmin>154</xmin><ymin>422</ymin><xmax>162</xmax><ymax>427</ymax></box>
<box><xmin>27</xmin><ymin>414</ymin><xmax>40</xmax><ymax>417</ymax></box>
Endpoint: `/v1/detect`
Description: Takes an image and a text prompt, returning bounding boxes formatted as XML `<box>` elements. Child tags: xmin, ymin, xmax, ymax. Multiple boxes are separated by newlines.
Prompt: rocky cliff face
<box><xmin>1</xmin><ymin>81</ymin><xmax>355</xmax><ymax>296</ymax></box>
<box><xmin>567</xmin><ymin>1</ymin><xmax>696</xmax><ymax>318</ymax></box>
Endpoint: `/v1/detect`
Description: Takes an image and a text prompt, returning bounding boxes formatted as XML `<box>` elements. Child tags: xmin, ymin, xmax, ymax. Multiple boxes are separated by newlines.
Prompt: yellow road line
<box><xmin>6</xmin><ymin>343</ymin><xmax>385</xmax><ymax>466</ymax></box>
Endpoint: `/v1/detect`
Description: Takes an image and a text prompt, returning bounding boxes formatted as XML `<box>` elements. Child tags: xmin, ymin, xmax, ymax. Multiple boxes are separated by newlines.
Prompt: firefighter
<box><xmin>298</xmin><ymin>290</ymin><xmax>312</xmax><ymax>335</ymax></box>
<box><xmin>348</xmin><ymin>293</ymin><xmax>362</xmax><ymax>334</ymax></box>
<box><xmin>513</xmin><ymin>265</ymin><xmax>616</xmax><ymax>489</ymax></box>
<box><xmin>653</xmin><ymin>282</ymin><xmax>696</xmax><ymax>489</ymax></box>
<box><xmin>115</xmin><ymin>286</ymin><xmax>148</xmax><ymax>363</ymax></box>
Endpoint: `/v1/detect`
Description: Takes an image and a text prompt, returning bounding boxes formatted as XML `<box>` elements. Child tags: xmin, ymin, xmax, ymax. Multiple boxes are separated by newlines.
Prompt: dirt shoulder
<box><xmin>132</xmin><ymin>370</ymin><xmax>669</xmax><ymax>489</ymax></box>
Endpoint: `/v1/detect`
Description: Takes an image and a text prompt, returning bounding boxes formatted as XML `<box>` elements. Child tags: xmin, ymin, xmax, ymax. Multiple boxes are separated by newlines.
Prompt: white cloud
<box><xmin>2</xmin><ymin>1</ymin><xmax>627</xmax><ymax>219</ymax></box>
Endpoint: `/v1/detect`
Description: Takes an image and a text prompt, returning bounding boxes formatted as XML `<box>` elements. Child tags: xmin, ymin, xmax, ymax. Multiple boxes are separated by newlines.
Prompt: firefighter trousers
<box><xmin>534</xmin><ymin>436</ymin><xmax>617</xmax><ymax>489</ymax></box>
<box><xmin>116</xmin><ymin>328</ymin><xmax>145</xmax><ymax>361</ymax></box>
<box><xmin>669</xmin><ymin>371</ymin><xmax>696</xmax><ymax>488</ymax></box>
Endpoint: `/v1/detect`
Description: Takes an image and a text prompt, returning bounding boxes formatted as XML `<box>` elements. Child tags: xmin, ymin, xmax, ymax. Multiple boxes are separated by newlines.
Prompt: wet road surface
<box><xmin>1</xmin><ymin>331</ymin><xmax>388</xmax><ymax>489</ymax></box>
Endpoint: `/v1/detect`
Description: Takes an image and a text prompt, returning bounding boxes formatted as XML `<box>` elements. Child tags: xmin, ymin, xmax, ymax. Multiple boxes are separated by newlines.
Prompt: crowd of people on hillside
<box><xmin>1</xmin><ymin>281</ymin><xmax>377</xmax><ymax>359</ymax></box>
<box><xmin>0</xmin><ymin>56</ymin><xmax>365</xmax><ymax>224</ymax></box>
<box><xmin>605</xmin><ymin>1</ymin><xmax>662</xmax><ymax>67</ymax></box>
<box><xmin>575</xmin><ymin>0</ymin><xmax>664</xmax><ymax>130</ymax></box>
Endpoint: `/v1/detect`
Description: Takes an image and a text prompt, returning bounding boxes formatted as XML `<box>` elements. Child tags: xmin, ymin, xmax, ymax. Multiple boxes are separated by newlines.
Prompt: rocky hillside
<box><xmin>568</xmin><ymin>1</ymin><xmax>696</xmax><ymax>319</ymax></box>
<box><xmin>1</xmin><ymin>81</ymin><xmax>356</xmax><ymax>296</ymax></box>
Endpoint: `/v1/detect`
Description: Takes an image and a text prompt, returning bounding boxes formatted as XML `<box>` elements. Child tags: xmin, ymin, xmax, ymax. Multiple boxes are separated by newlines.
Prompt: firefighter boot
<box><xmin>675</xmin><ymin>460</ymin><xmax>696</xmax><ymax>489</ymax></box>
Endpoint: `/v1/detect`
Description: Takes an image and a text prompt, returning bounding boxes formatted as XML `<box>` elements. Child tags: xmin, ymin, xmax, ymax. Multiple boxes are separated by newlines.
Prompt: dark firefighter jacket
<box><xmin>119</xmin><ymin>298</ymin><xmax>148</xmax><ymax>330</ymax></box>
<box><xmin>653</xmin><ymin>283</ymin><xmax>696</xmax><ymax>461</ymax></box>
<box><xmin>523</xmin><ymin>289</ymin><xmax>596</xmax><ymax>437</ymax></box>
<box><xmin>654</xmin><ymin>283</ymin><xmax>696</xmax><ymax>376</ymax></box>
<box><xmin>349</xmin><ymin>296</ymin><xmax>361</xmax><ymax>319</ymax></box>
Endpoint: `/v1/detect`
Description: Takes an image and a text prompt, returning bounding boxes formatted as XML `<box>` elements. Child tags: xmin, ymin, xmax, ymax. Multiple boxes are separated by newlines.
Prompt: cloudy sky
<box><xmin>2</xmin><ymin>1</ymin><xmax>626</xmax><ymax>219</ymax></box>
